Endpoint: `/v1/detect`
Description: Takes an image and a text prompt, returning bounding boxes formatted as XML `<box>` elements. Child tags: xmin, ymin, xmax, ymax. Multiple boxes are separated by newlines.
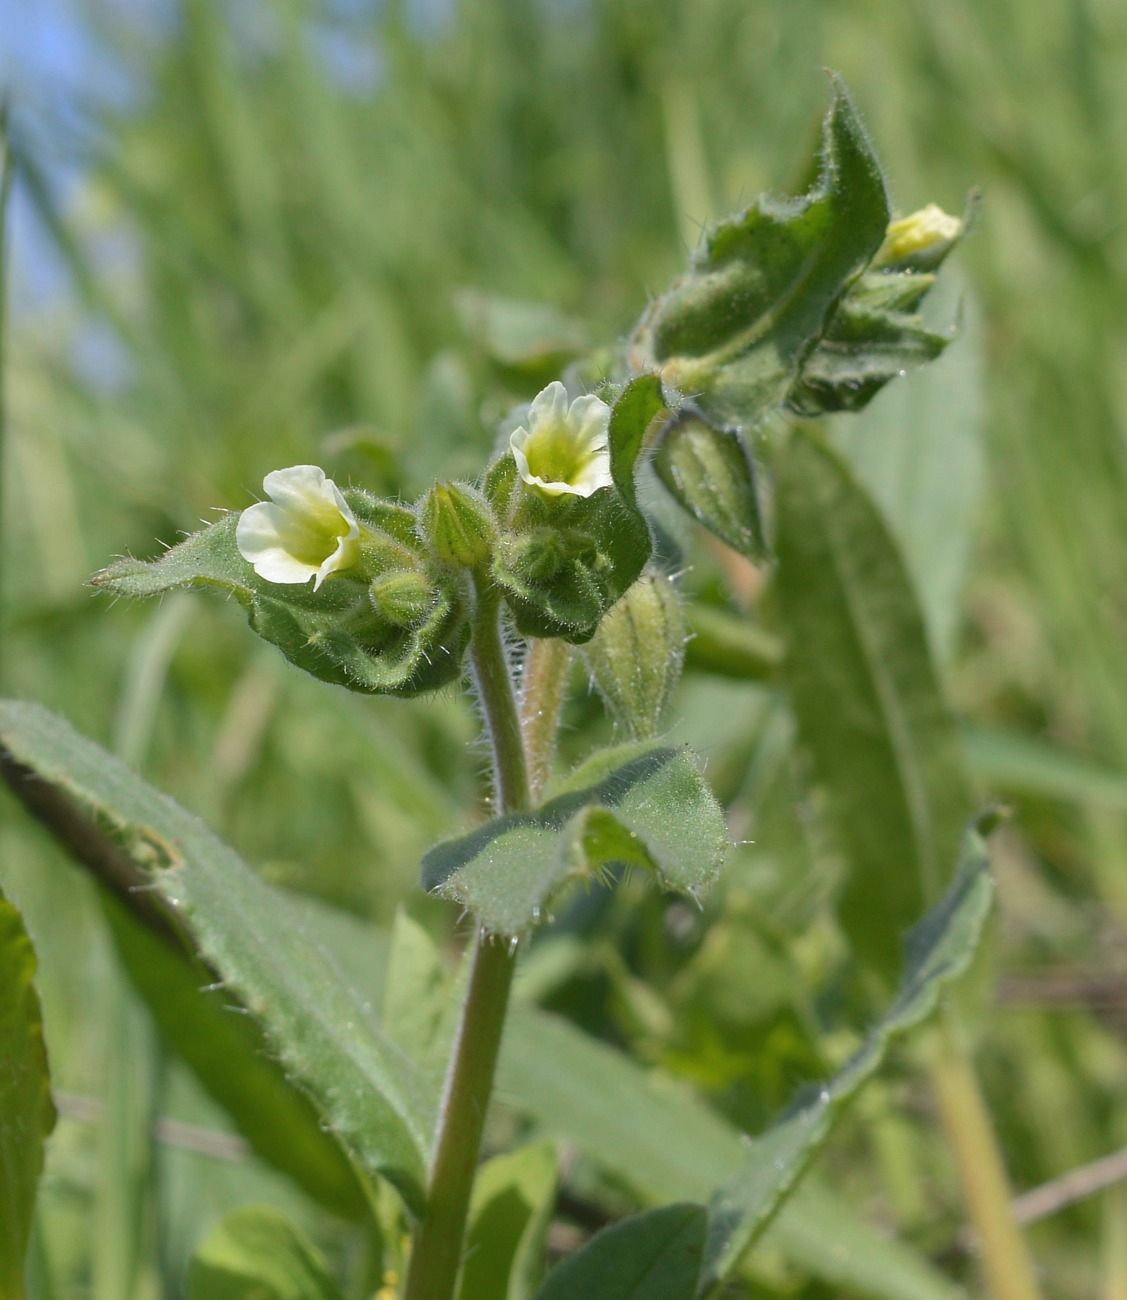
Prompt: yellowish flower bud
<box><xmin>874</xmin><ymin>203</ymin><xmax>963</xmax><ymax>270</ymax></box>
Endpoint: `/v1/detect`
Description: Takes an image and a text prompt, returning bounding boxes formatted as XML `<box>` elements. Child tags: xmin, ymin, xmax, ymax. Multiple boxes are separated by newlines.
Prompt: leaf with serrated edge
<box><xmin>422</xmin><ymin>742</ymin><xmax>726</xmax><ymax>934</ymax></box>
<box><xmin>697</xmin><ymin>826</ymin><xmax>993</xmax><ymax>1293</ymax></box>
<box><xmin>0</xmin><ymin>699</ymin><xmax>431</xmax><ymax>1212</ymax></box>
<box><xmin>0</xmin><ymin>887</ymin><xmax>57</xmax><ymax>1300</ymax></box>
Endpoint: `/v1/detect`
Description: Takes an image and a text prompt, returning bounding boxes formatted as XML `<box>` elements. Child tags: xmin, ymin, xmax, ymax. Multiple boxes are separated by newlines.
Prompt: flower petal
<box><xmin>527</xmin><ymin>380</ymin><xmax>569</xmax><ymax>429</ymax></box>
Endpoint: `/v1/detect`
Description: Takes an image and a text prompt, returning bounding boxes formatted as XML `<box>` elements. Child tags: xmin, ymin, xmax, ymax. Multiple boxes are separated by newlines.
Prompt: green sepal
<box><xmin>420</xmin><ymin>481</ymin><xmax>496</xmax><ymax>569</ymax></box>
<box><xmin>581</xmin><ymin>572</ymin><xmax>686</xmax><ymax>739</ymax></box>
<box><xmin>630</xmin><ymin>77</ymin><xmax>889</xmax><ymax>431</ymax></box>
<box><xmin>93</xmin><ymin>490</ymin><xmax>471</xmax><ymax>697</ymax></box>
<box><xmin>491</xmin><ymin>375</ymin><xmax>663</xmax><ymax>643</ymax></box>
<box><xmin>652</xmin><ymin>410</ymin><xmax>767</xmax><ymax>559</ymax></box>
<box><xmin>421</xmin><ymin>740</ymin><xmax>726</xmax><ymax>935</ymax></box>
<box><xmin>787</xmin><ymin>268</ymin><xmax>955</xmax><ymax>416</ymax></box>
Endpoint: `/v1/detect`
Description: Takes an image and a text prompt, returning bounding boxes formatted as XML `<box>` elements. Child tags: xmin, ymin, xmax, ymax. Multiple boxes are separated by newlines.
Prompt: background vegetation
<box><xmin>1</xmin><ymin>0</ymin><xmax>1125</xmax><ymax>1296</ymax></box>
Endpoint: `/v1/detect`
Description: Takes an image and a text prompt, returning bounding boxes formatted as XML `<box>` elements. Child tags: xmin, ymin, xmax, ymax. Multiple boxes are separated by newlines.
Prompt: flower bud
<box><xmin>873</xmin><ymin>203</ymin><xmax>963</xmax><ymax>271</ymax></box>
<box><xmin>421</xmin><ymin>482</ymin><xmax>494</xmax><ymax>569</ymax></box>
<box><xmin>581</xmin><ymin>572</ymin><xmax>686</xmax><ymax>739</ymax></box>
<box><xmin>369</xmin><ymin>569</ymin><xmax>434</xmax><ymax>628</ymax></box>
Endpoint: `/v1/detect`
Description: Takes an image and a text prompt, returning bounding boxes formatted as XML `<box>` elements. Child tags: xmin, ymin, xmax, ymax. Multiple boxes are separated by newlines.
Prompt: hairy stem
<box><xmin>403</xmin><ymin>576</ymin><xmax>532</xmax><ymax>1300</ymax></box>
<box><xmin>931</xmin><ymin>1012</ymin><xmax>1044</xmax><ymax>1300</ymax></box>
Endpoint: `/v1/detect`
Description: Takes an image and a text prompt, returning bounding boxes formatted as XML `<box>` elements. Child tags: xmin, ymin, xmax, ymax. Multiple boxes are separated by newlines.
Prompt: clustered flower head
<box><xmin>509</xmin><ymin>381</ymin><xmax>614</xmax><ymax>499</ymax></box>
<box><xmin>236</xmin><ymin>465</ymin><xmax>360</xmax><ymax>589</ymax></box>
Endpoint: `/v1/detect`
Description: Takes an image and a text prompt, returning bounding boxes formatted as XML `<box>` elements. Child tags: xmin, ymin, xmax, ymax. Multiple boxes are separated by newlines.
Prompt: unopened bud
<box><xmin>873</xmin><ymin>203</ymin><xmax>963</xmax><ymax>271</ymax></box>
<box><xmin>369</xmin><ymin>569</ymin><xmax>434</xmax><ymax>627</ymax></box>
<box><xmin>421</xmin><ymin>482</ymin><xmax>494</xmax><ymax>568</ymax></box>
<box><xmin>581</xmin><ymin>572</ymin><xmax>686</xmax><ymax>738</ymax></box>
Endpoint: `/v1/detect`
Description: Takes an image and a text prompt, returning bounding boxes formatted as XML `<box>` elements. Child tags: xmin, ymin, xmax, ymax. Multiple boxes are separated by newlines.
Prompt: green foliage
<box><xmin>581</xmin><ymin>572</ymin><xmax>686</xmax><ymax>740</ymax></box>
<box><xmin>652</xmin><ymin>412</ymin><xmax>767</xmax><ymax>560</ymax></box>
<box><xmin>186</xmin><ymin>1205</ymin><xmax>344</xmax><ymax>1300</ymax></box>
<box><xmin>491</xmin><ymin>376</ymin><xmax>662</xmax><ymax>643</ymax></box>
<box><xmin>776</xmin><ymin>431</ymin><xmax>972</xmax><ymax>981</ymax></box>
<box><xmin>499</xmin><ymin>1010</ymin><xmax>962</xmax><ymax>1300</ymax></box>
<box><xmin>0</xmin><ymin>700</ymin><xmax>431</xmax><ymax>1213</ymax></box>
<box><xmin>92</xmin><ymin>496</ymin><xmax>471</xmax><ymax>697</ymax></box>
<box><xmin>631</xmin><ymin>78</ymin><xmax>889</xmax><ymax>432</ymax></box>
<box><xmin>698</xmin><ymin>826</ymin><xmax>994</xmax><ymax>1291</ymax></box>
<box><xmin>457</xmin><ymin>1145</ymin><xmax>558</xmax><ymax>1300</ymax></box>
<box><xmin>533</xmin><ymin>1204</ymin><xmax>707</xmax><ymax>1300</ymax></box>
<box><xmin>421</xmin><ymin>742</ymin><xmax>726</xmax><ymax>935</ymax></box>
<box><xmin>0</xmin><ymin>887</ymin><xmax>56</xmax><ymax>1300</ymax></box>
<box><xmin>104</xmin><ymin>897</ymin><xmax>369</xmax><ymax>1220</ymax></box>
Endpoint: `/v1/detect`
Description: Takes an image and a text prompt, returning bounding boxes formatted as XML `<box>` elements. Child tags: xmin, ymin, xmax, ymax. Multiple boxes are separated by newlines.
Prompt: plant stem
<box><xmin>519</xmin><ymin>637</ymin><xmax>572</xmax><ymax>799</ymax></box>
<box><xmin>931</xmin><ymin>1011</ymin><xmax>1044</xmax><ymax>1300</ymax></box>
<box><xmin>402</xmin><ymin>575</ymin><xmax>532</xmax><ymax>1300</ymax></box>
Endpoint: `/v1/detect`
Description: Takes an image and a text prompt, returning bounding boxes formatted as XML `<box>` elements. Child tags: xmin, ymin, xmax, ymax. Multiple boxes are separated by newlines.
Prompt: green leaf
<box><xmin>186</xmin><ymin>1205</ymin><xmax>344</xmax><ymax>1300</ymax></box>
<box><xmin>533</xmin><ymin>1204</ymin><xmax>707</xmax><ymax>1300</ymax></box>
<box><xmin>632</xmin><ymin>77</ymin><xmax>889</xmax><ymax>430</ymax></box>
<box><xmin>104</xmin><ymin>896</ymin><xmax>369</xmax><ymax>1220</ymax></box>
<box><xmin>652</xmin><ymin>412</ymin><xmax>767</xmax><ymax>559</ymax></box>
<box><xmin>382</xmin><ymin>908</ymin><xmax>454</xmax><ymax>1086</ymax></box>
<box><xmin>499</xmin><ymin>1009</ymin><xmax>963</xmax><ymax>1300</ymax></box>
<box><xmin>0</xmin><ymin>699</ymin><xmax>432</xmax><ymax>1213</ymax></box>
<box><xmin>963</xmin><ymin>723</ymin><xmax>1127</xmax><ymax>811</ymax></box>
<box><xmin>92</xmin><ymin>494</ymin><xmax>470</xmax><ymax>697</ymax></box>
<box><xmin>422</xmin><ymin>742</ymin><xmax>726</xmax><ymax>935</ymax></box>
<box><xmin>492</xmin><ymin>375</ymin><xmax>662</xmax><ymax>643</ymax></box>
<box><xmin>786</xmin><ymin>286</ymin><xmax>951</xmax><ymax>416</ymax></box>
<box><xmin>831</xmin><ymin>284</ymin><xmax>986</xmax><ymax>665</ymax></box>
<box><xmin>458</xmin><ymin>1144</ymin><xmax>559</xmax><ymax>1300</ymax></box>
<box><xmin>776</xmin><ymin>431</ymin><xmax>972</xmax><ymax>981</ymax></box>
<box><xmin>0</xmin><ymin>887</ymin><xmax>56</xmax><ymax>1300</ymax></box>
<box><xmin>698</xmin><ymin>828</ymin><xmax>994</xmax><ymax>1292</ymax></box>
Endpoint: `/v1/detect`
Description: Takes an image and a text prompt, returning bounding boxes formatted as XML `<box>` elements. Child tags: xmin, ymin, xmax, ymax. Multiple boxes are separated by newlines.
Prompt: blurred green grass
<box><xmin>2</xmin><ymin>0</ymin><xmax>1126</xmax><ymax>1296</ymax></box>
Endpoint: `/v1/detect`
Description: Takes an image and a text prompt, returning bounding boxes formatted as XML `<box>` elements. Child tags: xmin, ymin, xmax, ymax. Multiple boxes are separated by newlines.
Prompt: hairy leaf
<box><xmin>632</xmin><ymin>78</ymin><xmax>889</xmax><ymax>431</ymax></box>
<box><xmin>0</xmin><ymin>888</ymin><xmax>56</xmax><ymax>1300</ymax></box>
<box><xmin>776</xmin><ymin>432</ymin><xmax>972</xmax><ymax>981</ymax></box>
<box><xmin>699</xmin><ymin>828</ymin><xmax>993</xmax><ymax>1292</ymax></box>
<box><xmin>0</xmin><ymin>700</ymin><xmax>431</xmax><ymax>1212</ymax></box>
<box><xmin>422</xmin><ymin>742</ymin><xmax>726</xmax><ymax>934</ymax></box>
<box><xmin>499</xmin><ymin>1008</ymin><xmax>962</xmax><ymax>1300</ymax></box>
<box><xmin>104</xmin><ymin>896</ymin><xmax>370</xmax><ymax>1219</ymax></box>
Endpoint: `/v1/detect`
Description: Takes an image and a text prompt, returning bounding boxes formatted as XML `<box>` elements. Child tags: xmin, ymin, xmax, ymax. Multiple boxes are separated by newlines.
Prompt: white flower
<box><xmin>236</xmin><ymin>465</ymin><xmax>360</xmax><ymax>590</ymax></box>
<box><xmin>509</xmin><ymin>381</ymin><xmax>614</xmax><ymax>498</ymax></box>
